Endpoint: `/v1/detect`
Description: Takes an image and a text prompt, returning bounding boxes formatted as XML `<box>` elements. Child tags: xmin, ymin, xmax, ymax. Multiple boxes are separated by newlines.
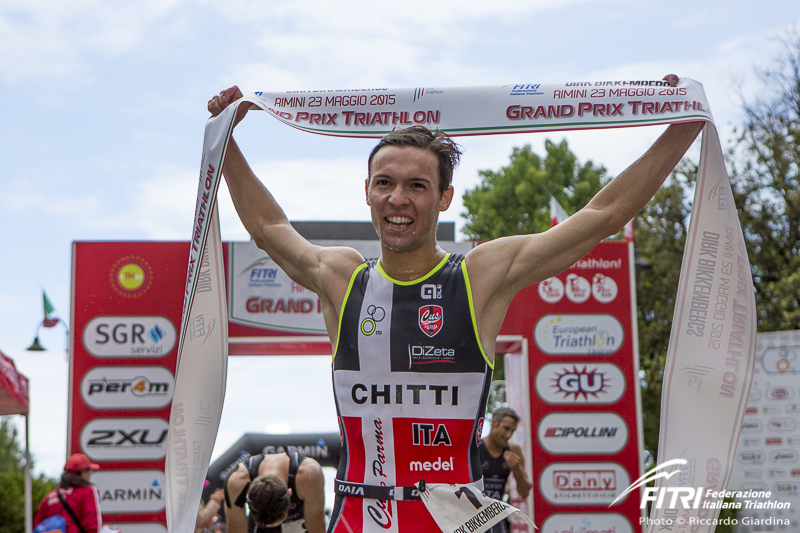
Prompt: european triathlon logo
<box><xmin>412</xmin><ymin>87</ymin><xmax>444</xmax><ymax>102</ymax></box>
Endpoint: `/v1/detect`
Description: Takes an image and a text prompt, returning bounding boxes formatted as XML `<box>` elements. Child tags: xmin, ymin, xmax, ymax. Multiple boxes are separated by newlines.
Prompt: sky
<box><xmin>1</xmin><ymin>0</ymin><xmax>799</xmax><ymax>482</ymax></box>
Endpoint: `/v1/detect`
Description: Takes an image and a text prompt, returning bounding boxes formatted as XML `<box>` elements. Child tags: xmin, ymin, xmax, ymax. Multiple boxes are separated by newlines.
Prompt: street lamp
<box><xmin>26</xmin><ymin>322</ymin><xmax>46</xmax><ymax>351</ymax></box>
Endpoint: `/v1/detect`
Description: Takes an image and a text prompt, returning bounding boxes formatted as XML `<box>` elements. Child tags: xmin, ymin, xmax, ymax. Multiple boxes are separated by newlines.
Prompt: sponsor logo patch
<box><xmin>93</xmin><ymin>470</ymin><xmax>166</xmax><ymax>513</ymax></box>
<box><xmin>540</xmin><ymin>462</ymin><xmax>630</xmax><ymax>505</ymax></box>
<box><xmin>80</xmin><ymin>417</ymin><xmax>168</xmax><ymax>461</ymax></box>
<box><xmin>83</xmin><ymin>316</ymin><xmax>176</xmax><ymax>358</ymax></box>
<box><xmin>419</xmin><ymin>305</ymin><xmax>443</xmax><ymax>337</ymax></box>
<box><xmin>534</xmin><ymin>314</ymin><xmax>624</xmax><ymax>356</ymax></box>
<box><xmin>110</xmin><ymin>256</ymin><xmax>153</xmax><ymax>299</ymax></box>
<box><xmin>536</xmin><ymin>363</ymin><xmax>626</xmax><ymax>404</ymax></box>
<box><xmin>81</xmin><ymin>366</ymin><xmax>174</xmax><ymax>410</ymax></box>
<box><xmin>538</xmin><ymin>277</ymin><xmax>564</xmax><ymax>303</ymax></box>
<box><xmin>360</xmin><ymin>305</ymin><xmax>385</xmax><ymax>336</ymax></box>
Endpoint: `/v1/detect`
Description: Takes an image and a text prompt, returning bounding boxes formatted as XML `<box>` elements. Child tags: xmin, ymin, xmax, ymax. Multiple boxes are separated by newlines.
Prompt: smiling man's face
<box><xmin>366</xmin><ymin>145</ymin><xmax>453</xmax><ymax>254</ymax></box>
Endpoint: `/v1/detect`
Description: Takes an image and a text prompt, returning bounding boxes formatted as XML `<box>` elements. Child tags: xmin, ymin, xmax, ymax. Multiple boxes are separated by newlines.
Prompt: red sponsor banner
<box><xmin>500</xmin><ymin>241</ymin><xmax>643</xmax><ymax>532</ymax></box>
<box><xmin>70</xmin><ymin>242</ymin><xmax>188</xmax><ymax>524</ymax></box>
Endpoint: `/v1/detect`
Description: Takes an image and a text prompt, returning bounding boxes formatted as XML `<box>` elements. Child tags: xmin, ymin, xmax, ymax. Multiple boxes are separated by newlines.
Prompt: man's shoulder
<box><xmin>507</xmin><ymin>441</ymin><xmax>525</xmax><ymax>455</ymax></box>
<box><xmin>319</xmin><ymin>246</ymin><xmax>365</xmax><ymax>273</ymax></box>
<box><xmin>296</xmin><ymin>456</ymin><xmax>323</xmax><ymax>478</ymax></box>
<box><xmin>295</xmin><ymin>457</ymin><xmax>324</xmax><ymax>492</ymax></box>
<box><xmin>226</xmin><ymin>462</ymin><xmax>251</xmax><ymax>487</ymax></box>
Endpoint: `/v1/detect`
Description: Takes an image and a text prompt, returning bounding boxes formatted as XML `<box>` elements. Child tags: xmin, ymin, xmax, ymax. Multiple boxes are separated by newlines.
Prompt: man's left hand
<box><xmin>663</xmin><ymin>74</ymin><xmax>679</xmax><ymax>87</ymax></box>
<box><xmin>504</xmin><ymin>450</ymin><xmax>522</xmax><ymax>470</ymax></box>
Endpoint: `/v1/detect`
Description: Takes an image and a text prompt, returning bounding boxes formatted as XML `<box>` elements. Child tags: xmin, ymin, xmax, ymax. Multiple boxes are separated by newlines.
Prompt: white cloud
<box><xmin>3</xmin><ymin>177</ymin><xmax>103</xmax><ymax>217</ymax></box>
<box><xmin>0</xmin><ymin>0</ymin><xmax>183</xmax><ymax>82</ymax></box>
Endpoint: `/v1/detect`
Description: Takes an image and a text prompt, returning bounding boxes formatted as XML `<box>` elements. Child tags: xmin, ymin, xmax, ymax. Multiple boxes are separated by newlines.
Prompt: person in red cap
<box><xmin>34</xmin><ymin>453</ymin><xmax>103</xmax><ymax>533</ymax></box>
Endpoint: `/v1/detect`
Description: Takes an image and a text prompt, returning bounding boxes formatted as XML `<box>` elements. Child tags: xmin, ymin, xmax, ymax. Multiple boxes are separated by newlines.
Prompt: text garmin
<box><xmin>263</xmin><ymin>444</ymin><xmax>330</xmax><ymax>460</ymax></box>
<box><xmin>100</xmin><ymin>485</ymin><xmax>162</xmax><ymax>503</ymax></box>
<box><xmin>351</xmin><ymin>383</ymin><xmax>459</xmax><ymax>406</ymax></box>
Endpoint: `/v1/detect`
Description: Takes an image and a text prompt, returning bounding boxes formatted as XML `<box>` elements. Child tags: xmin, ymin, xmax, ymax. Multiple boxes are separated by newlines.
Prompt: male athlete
<box><xmin>208</xmin><ymin>75</ymin><xmax>703</xmax><ymax>533</ymax></box>
<box><xmin>479</xmin><ymin>408</ymin><xmax>531</xmax><ymax>502</ymax></box>
<box><xmin>479</xmin><ymin>408</ymin><xmax>531</xmax><ymax>533</ymax></box>
<box><xmin>224</xmin><ymin>451</ymin><xmax>326</xmax><ymax>533</ymax></box>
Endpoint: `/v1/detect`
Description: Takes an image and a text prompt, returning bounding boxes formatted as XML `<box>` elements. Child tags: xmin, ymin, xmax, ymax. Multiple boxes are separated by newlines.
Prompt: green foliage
<box><xmin>0</xmin><ymin>417</ymin><xmax>25</xmax><ymax>473</ymax></box>
<box><xmin>461</xmin><ymin>139</ymin><xmax>608</xmax><ymax>239</ymax></box>
<box><xmin>0</xmin><ymin>417</ymin><xmax>57</xmax><ymax>533</ymax></box>
<box><xmin>730</xmin><ymin>32</ymin><xmax>800</xmax><ymax>331</ymax></box>
<box><xmin>0</xmin><ymin>472</ymin><xmax>58</xmax><ymax>533</ymax></box>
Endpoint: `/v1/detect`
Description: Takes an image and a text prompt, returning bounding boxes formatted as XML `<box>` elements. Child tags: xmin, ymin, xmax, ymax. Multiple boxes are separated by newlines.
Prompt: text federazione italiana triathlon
<box><xmin>644</xmin><ymin>488</ymin><xmax>791</xmax><ymax>510</ymax></box>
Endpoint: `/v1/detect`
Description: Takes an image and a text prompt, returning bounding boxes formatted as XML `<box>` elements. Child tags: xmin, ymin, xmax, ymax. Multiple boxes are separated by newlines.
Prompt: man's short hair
<box><xmin>367</xmin><ymin>125</ymin><xmax>462</xmax><ymax>197</ymax></box>
<box><xmin>492</xmin><ymin>407</ymin><xmax>520</xmax><ymax>425</ymax></box>
<box><xmin>246</xmin><ymin>474</ymin><xmax>291</xmax><ymax>527</ymax></box>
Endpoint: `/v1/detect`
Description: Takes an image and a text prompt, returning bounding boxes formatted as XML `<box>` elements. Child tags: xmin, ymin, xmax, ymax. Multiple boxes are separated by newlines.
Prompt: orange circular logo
<box><xmin>110</xmin><ymin>256</ymin><xmax>153</xmax><ymax>298</ymax></box>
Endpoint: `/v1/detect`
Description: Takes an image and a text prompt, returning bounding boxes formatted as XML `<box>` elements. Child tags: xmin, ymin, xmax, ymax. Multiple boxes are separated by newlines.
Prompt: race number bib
<box><xmin>420</xmin><ymin>482</ymin><xmax>536</xmax><ymax>533</ymax></box>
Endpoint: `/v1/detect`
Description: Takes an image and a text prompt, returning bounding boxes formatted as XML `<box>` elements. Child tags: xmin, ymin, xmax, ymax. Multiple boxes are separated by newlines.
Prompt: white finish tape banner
<box><xmin>166</xmin><ymin>78</ymin><xmax>756</xmax><ymax>533</ymax></box>
<box><xmin>166</xmin><ymin>206</ymin><xmax>228</xmax><ymax>529</ymax></box>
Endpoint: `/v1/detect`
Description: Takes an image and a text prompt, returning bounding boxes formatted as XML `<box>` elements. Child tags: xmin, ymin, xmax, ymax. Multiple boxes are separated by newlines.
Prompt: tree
<box><xmin>0</xmin><ymin>417</ymin><xmax>56</xmax><ymax>533</ymax></box>
<box><xmin>0</xmin><ymin>472</ymin><xmax>58</xmax><ymax>533</ymax></box>
<box><xmin>730</xmin><ymin>32</ymin><xmax>800</xmax><ymax>331</ymax></box>
<box><xmin>461</xmin><ymin>139</ymin><xmax>608</xmax><ymax>239</ymax></box>
<box><xmin>0</xmin><ymin>417</ymin><xmax>25</xmax><ymax>473</ymax></box>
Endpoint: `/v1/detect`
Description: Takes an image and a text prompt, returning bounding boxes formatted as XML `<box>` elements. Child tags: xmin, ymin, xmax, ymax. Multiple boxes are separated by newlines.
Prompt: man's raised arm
<box><xmin>466</xmin><ymin>76</ymin><xmax>704</xmax><ymax>345</ymax></box>
<box><xmin>208</xmin><ymin>87</ymin><xmax>363</xmax><ymax>328</ymax></box>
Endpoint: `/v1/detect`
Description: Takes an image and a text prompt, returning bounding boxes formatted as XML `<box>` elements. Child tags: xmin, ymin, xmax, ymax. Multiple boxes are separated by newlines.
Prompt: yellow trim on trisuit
<box><xmin>461</xmin><ymin>260</ymin><xmax>493</xmax><ymax>369</ymax></box>
<box><xmin>332</xmin><ymin>262</ymin><xmax>368</xmax><ymax>362</ymax></box>
<box><xmin>375</xmin><ymin>253</ymin><xmax>451</xmax><ymax>286</ymax></box>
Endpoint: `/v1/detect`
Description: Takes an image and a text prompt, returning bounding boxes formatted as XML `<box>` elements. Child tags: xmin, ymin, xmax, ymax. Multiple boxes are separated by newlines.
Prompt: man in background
<box><xmin>479</xmin><ymin>408</ymin><xmax>531</xmax><ymax>533</ymax></box>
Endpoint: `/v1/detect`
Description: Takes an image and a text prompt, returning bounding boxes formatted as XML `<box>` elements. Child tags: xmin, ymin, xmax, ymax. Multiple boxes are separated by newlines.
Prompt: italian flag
<box><xmin>549</xmin><ymin>194</ymin><xmax>569</xmax><ymax>227</ymax></box>
<box><xmin>42</xmin><ymin>291</ymin><xmax>59</xmax><ymax>328</ymax></box>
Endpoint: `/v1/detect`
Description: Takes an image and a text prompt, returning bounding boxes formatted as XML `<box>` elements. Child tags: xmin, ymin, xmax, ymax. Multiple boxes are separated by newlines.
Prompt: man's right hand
<box><xmin>207</xmin><ymin>85</ymin><xmax>255</xmax><ymax>127</ymax></box>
